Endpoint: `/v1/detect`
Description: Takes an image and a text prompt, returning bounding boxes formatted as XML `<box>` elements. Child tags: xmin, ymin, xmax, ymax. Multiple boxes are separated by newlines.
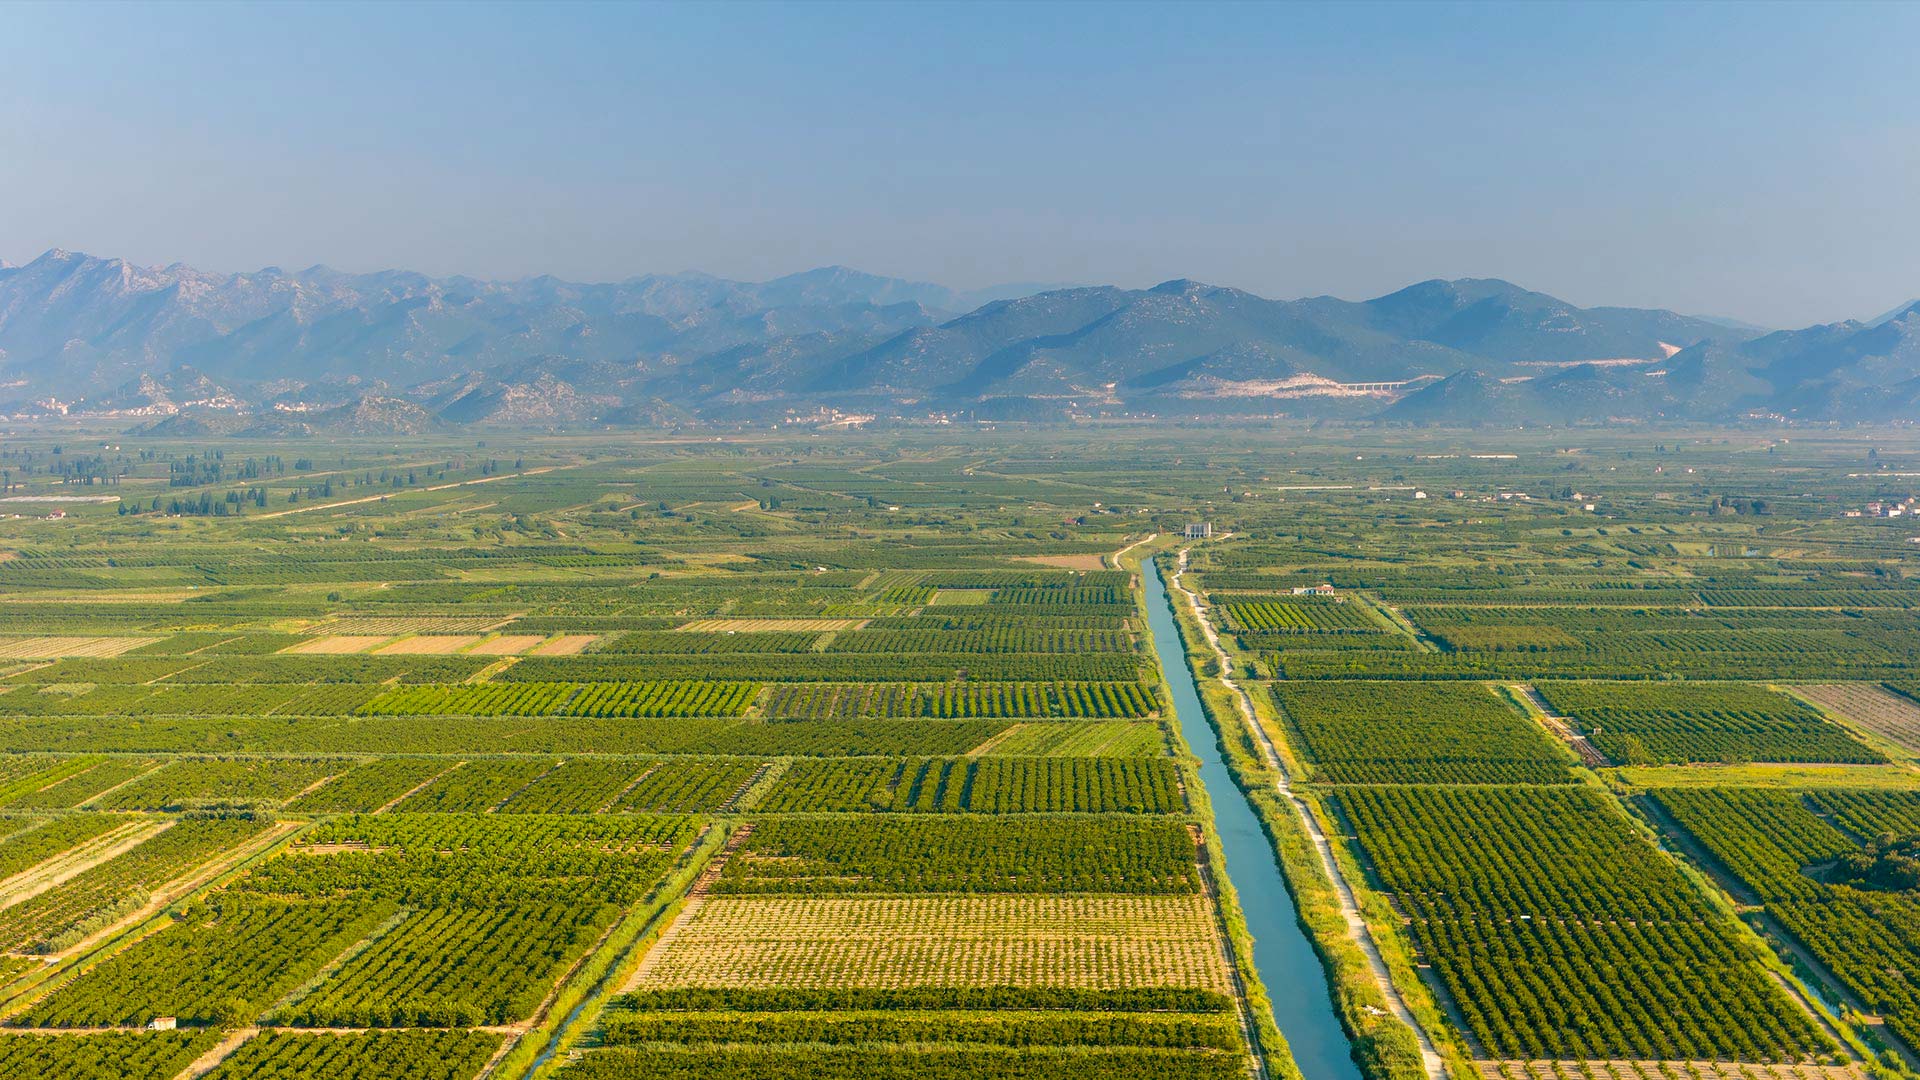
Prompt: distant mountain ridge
<box><xmin>0</xmin><ymin>247</ymin><xmax>1910</xmax><ymax>429</ymax></box>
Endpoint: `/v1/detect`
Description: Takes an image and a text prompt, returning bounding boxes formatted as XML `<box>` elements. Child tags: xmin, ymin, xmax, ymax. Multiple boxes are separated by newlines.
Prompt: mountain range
<box><xmin>0</xmin><ymin>247</ymin><xmax>1913</xmax><ymax>430</ymax></box>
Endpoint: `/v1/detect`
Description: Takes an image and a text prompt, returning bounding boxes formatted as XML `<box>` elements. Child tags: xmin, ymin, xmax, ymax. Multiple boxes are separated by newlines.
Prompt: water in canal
<box><xmin>1143</xmin><ymin>559</ymin><xmax>1363</xmax><ymax>1080</ymax></box>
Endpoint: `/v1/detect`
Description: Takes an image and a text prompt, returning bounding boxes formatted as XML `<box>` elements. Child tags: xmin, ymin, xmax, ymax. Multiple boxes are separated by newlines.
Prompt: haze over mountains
<box><xmin>1</xmin><ymin>248</ymin><xmax>1914</xmax><ymax>432</ymax></box>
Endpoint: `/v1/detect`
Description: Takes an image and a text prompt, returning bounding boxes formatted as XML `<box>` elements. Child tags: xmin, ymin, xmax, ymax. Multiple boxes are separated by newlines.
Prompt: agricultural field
<box><xmin>1171</xmin><ymin>431</ymin><xmax>1920</xmax><ymax>1080</ymax></box>
<box><xmin>1793</xmin><ymin>683</ymin><xmax>1920</xmax><ymax>756</ymax></box>
<box><xmin>635</xmin><ymin>894</ymin><xmax>1232</xmax><ymax>990</ymax></box>
<box><xmin>1272</xmin><ymin>681</ymin><xmax>1574</xmax><ymax>784</ymax></box>
<box><xmin>0</xmin><ymin>433</ymin><xmax>1257</xmax><ymax>1080</ymax></box>
<box><xmin>3</xmin><ymin>429</ymin><xmax>1920</xmax><ymax>1080</ymax></box>
<box><xmin>1536</xmin><ymin>682</ymin><xmax>1881</xmax><ymax>766</ymax></box>
<box><xmin>1337</xmin><ymin>787</ymin><xmax>1829</xmax><ymax>1061</ymax></box>
<box><xmin>1647</xmin><ymin>787</ymin><xmax>1920</xmax><ymax>1054</ymax></box>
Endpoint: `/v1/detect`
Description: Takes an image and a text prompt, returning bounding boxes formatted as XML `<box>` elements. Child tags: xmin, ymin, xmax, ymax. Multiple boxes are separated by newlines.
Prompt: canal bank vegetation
<box><xmin>1181</xmin><ymin>748</ymin><xmax>1307</xmax><ymax>1080</ymax></box>
<box><xmin>1157</xmin><ymin>554</ymin><xmax>1462</xmax><ymax>1080</ymax></box>
<box><xmin>1129</xmin><ymin>545</ymin><xmax>1302</xmax><ymax>1080</ymax></box>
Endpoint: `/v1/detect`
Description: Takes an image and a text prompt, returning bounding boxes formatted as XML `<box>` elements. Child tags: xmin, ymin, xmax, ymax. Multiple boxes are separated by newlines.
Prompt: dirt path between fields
<box><xmin>1109</xmin><ymin>532</ymin><xmax>1158</xmax><ymax>570</ymax></box>
<box><xmin>620</xmin><ymin>823</ymin><xmax>755</xmax><ymax>993</ymax></box>
<box><xmin>0</xmin><ymin>820</ymin><xmax>168</xmax><ymax>912</ymax></box>
<box><xmin>253</xmin><ymin>466</ymin><xmax>568</xmax><ymax>519</ymax></box>
<box><xmin>1172</xmin><ymin>543</ymin><xmax>1448</xmax><ymax>1080</ymax></box>
<box><xmin>1510</xmin><ymin>684</ymin><xmax>1610</xmax><ymax>767</ymax></box>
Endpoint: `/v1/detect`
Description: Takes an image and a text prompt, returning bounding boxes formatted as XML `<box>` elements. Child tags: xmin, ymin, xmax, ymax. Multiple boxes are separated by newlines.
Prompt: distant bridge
<box><xmin>1337</xmin><ymin>375</ymin><xmax>1442</xmax><ymax>393</ymax></box>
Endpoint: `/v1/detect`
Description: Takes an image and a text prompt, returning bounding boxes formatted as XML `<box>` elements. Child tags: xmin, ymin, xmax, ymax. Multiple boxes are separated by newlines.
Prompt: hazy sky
<box><xmin>3</xmin><ymin>0</ymin><xmax>1914</xmax><ymax>326</ymax></box>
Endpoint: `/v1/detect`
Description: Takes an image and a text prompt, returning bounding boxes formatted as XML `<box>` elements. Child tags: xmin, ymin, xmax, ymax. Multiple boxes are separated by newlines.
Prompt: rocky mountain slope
<box><xmin>2</xmin><ymin>247</ymin><xmax>1911</xmax><ymax>428</ymax></box>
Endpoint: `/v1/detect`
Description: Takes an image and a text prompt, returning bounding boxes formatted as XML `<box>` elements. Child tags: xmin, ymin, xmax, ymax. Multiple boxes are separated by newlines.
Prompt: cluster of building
<box><xmin>1844</xmin><ymin>497</ymin><xmax>1917</xmax><ymax>519</ymax></box>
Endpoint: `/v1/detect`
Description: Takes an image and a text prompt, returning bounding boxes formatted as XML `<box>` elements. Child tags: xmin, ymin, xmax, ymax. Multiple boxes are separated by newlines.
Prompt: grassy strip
<box><xmin>510</xmin><ymin>821</ymin><xmax>731</xmax><ymax>1079</ymax></box>
<box><xmin>728</xmin><ymin>759</ymin><xmax>789</xmax><ymax>812</ymax></box>
<box><xmin>1160</xmin><ymin>553</ymin><xmax>1460</xmax><ymax>1080</ymax></box>
<box><xmin>1298</xmin><ymin>786</ymin><xmax>1477</xmax><ymax>1080</ymax></box>
<box><xmin>1131</xmin><ymin>554</ymin><xmax>1299</xmax><ymax>1080</ymax></box>
<box><xmin>0</xmin><ymin>756</ymin><xmax>104</xmax><ymax>805</ymax></box>
<box><xmin>0</xmin><ymin>814</ymin><xmax>314</xmax><ymax>1016</ymax></box>
<box><xmin>1183</xmin><ymin>759</ymin><xmax>1302</xmax><ymax>1080</ymax></box>
<box><xmin>1604</xmin><ymin>762</ymin><xmax>1920</xmax><ymax>791</ymax></box>
<box><xmin>1619</xmin><ymin>794</ymin><xmax>1905</xmax><ymax>1075</ymax></box>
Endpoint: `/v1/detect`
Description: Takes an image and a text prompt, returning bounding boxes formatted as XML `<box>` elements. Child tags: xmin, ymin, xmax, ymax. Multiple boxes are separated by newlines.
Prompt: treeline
<box><xmin>499</xmin><ymin>654</ymin><xmax>1142</xmax><ymax>683</ymax></box>
<box><xmin>715</xmin><ymin>817</ymin><xmax>1199</xmax><ymax>895</ymax></box>
<box><xmin>558</xmin><ymin>1047</ymin><xmax>1245</xmax><ymax>1080</ymax></box>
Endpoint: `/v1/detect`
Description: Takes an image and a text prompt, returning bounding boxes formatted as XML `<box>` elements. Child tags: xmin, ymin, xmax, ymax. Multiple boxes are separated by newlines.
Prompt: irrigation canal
<box><xmin>1143</xmin><ymin>559</ymin><xmax>1363</xmax><ymax>1080</ymax></box>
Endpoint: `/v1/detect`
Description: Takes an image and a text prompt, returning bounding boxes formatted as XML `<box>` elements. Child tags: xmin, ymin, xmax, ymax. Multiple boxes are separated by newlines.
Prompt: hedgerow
<box><xmin>557</xmin><ymin>1046</ymin><xmax>1245</xmax><ymax>1080</ymax></box>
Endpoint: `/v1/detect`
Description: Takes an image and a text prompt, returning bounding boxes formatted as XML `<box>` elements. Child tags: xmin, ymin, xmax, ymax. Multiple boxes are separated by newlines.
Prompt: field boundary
<box><xmin>1171</xmin><ymin>543</ymin><xmax>1448</xmax><ymax>1080</ymax></box>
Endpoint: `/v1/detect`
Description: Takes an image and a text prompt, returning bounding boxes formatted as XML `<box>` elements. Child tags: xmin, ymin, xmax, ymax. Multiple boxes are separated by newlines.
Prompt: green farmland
<box><xmin>0</xmin><ymin>428</ymin><xmax>1918</xmax><ymax>1080</ymax></box>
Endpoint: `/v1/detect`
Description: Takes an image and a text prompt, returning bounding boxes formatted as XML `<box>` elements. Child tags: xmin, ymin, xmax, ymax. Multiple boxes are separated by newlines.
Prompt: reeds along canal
<box><xmin>1143</xmin><ymin>559</ymin><xmax>1364</xmax><ymax>1080</ymax></box>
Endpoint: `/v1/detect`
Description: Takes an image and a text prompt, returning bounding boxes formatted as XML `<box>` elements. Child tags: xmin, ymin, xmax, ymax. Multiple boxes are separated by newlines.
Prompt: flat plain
<box><xmin>1</xmin><ymin>428</ymin><xmax>1918</xmax><ymax>1080</ymax></box>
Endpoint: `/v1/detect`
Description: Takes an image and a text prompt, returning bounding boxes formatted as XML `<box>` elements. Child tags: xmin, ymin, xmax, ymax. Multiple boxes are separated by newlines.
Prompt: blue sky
<box><xmin>2</xmin><ymin>0</ymin><xmax>1914</xmax><ymax>325</ymax></box>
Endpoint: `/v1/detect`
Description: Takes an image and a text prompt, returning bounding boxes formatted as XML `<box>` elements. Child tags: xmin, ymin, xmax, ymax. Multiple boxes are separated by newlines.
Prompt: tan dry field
<box><xmin>282</xmin><ymin>636</ymin><xmax>394</xmax><ymax>655</ymax></box>
<box><xmin>1013</xmin><ymin>554</ymin><xmax>1110</xmax><ymax>571</ymax></box>
<box><xmin>678</xmin><ymin>618</ymin><xmax>865</xmax><ymax>632</ymax></box>
<box><xmin>304</xmin><ymin>615</ymin><xmax>509</xmax><ymax>636</ymax></box>
<box><xmin>467</xmin><ymin>634</ymin><xmax>550</xmax><ymax>656</ymax></box>
<box><xmin>373</xmin><ymin>635</ymin><xmax>482</xmax><ymax>655</ymax></box>
<box><xmin>0</xmin><ymin>636</ymin><xmax>160</xmax><ymax>659</ymax></box>
<box><xmin>636</xmin><ymin>895</ymin><xmax>1231</xmax><ymax>991</ymax></box>
<box><xmin>926</xmin><ymin>590</ymin><xmax>993</xmax><ymax>606</ymax></box>
<box><xmin>1795</xmin><ymin>683</ymin><xmax>1920</xmax><ymax>755</ymax></box>
<box><xmin>526</xmin><ymin>634</ymin><xmax>599</xmax><ymax>656</ymax></box>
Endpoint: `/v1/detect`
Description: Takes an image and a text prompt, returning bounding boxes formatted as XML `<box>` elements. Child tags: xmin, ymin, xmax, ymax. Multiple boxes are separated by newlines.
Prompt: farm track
<box><xmin>1477</xmin><ymin>1061</ymin><xmax>1872</xmax><ymax>1080</ymax></box>
<box><xmin>620</xmin><ymin>823</ymin><xmax>753</xmax><ymax>994</ymax></box>
<box><xmin>963</xmin><ymin>723</ymin><xmax>1026</xmax><ymax>755</ymax></box>
<box><xmin>0</xmin><ymin>819</ymin><xmax>167</xmax><ymax>913</ymax></box>
<box><xmin>58</xmin><ymin>821</ymin><xmax>306</xmax><ymax>960</ymax></box>
<box><xmin>252</xmin><ymin>465</ymin><xmax>570</xmax><ymax>519</ymax></box>
<box><xmin>172</xmin><ymin>1025</ymin><xmax>259</xmax><ymax>1079</ymax></box>
<box><xmin>712</xmin><ymin>764</ymin><xmax>772</xmax><ymax>813</ymax></box>
<box><xmin>509</xmin><ymin>825</ymin><xmax>732</xmax><ymax>1078</ymax></box>
<box><xmin>263</xmin><ymin>907</ymin><xmax>415</xmax><ymax>1022</ymax></box>
<box><xmin>1172</xmin><ymin>543</ymin><xmax>1448</xmax><ymax>1080</ymax></box>
<box><xmin>1628</xmin><ymin>795</ymin><xmax>1898</xmax><ymax>1067</ymax></box>
<box><xmin>1510</xmin><ymin>684</ymin><xmax>1610</xmax><ymax>767</ymax></box>
<box><xmin>593</xmin><ymin>764</ymin><xmax>662</xmax><ymax>814</ymax></box>
<box><xmin>374</xmin><ymin>760</ymin><xmax>466</xmax><ymax>813</ymax></box>
<box><xmin>1109</xmin><ymin>532</ymin><xmax>1159</xmax><ymax>570</ymax></box>
<box><xmin>1358</xmin><ymin>593</ymin><xmax>1439</xmax><ymax>652</ymax></box>
<box><xmin>0</xmin><ymin>818</ymin><xmax>312</xmax><ymax>1020</ymax></box>
<box><xmin>486</xmin><ymin>759</ymin><xmax>567</xmax><ymax>813</ymax></box>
